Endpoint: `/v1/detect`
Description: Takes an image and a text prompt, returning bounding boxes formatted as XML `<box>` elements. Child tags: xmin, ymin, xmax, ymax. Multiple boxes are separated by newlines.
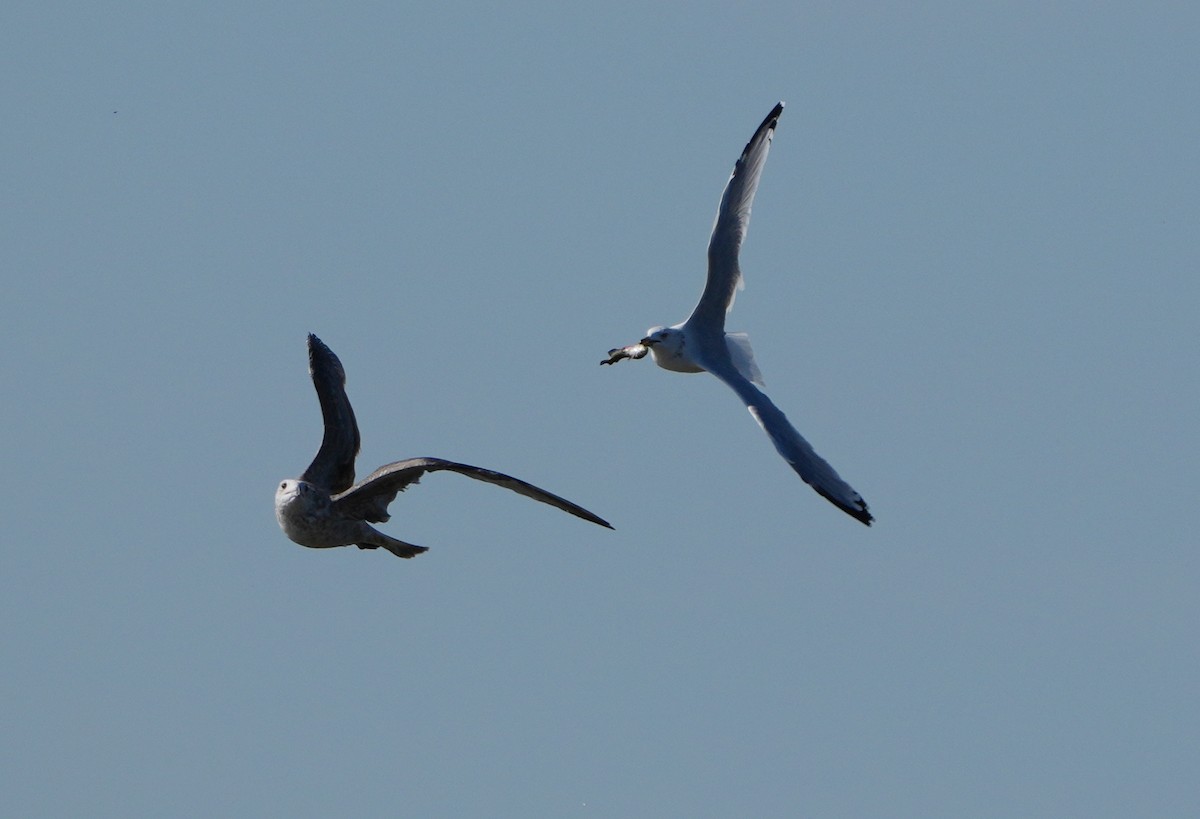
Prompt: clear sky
<box><xmin>4</xmin><ymin>2</ymin><xmax>1197</xmax><ymax>816</ymax></box>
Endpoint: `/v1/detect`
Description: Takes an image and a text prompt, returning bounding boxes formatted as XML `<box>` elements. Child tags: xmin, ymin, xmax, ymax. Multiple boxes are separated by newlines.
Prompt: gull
<box><xmin>602</xmin><ymin>102</ymin><xmax>872</xmax><ymax>525</ymax></box>
<box><xmin>277</xmin><ymin>334</ymin><xmax>613</xmax><ymax>558</ymax></box>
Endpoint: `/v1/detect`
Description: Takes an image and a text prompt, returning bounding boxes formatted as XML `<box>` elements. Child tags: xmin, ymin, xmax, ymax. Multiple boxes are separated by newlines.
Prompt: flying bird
<box><xmin>277</xmin><ymin>334</ymin><xmax>613</xmax><ymax>558</ymax></box>
<box><xmin>602</xmin><ymin>102</ymin><xmax>872</xmax><ymax>525</ymax></box>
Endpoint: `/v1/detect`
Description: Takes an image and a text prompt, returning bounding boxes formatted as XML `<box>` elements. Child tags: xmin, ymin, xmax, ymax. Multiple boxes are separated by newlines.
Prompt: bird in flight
<box><xmin>277</xmin><ymin>334</ymin><xmax>613</xmax><ymax>558</ymax></box>
<box><xmin>602</xmin><ymin>102</ymin><xmax>872</xmax><ymax>525</ymax></box>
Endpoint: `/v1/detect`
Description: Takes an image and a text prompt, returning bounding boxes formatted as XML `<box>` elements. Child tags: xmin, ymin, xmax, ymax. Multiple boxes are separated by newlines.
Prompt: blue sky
<box><xmin>3</xmin><ymin>2</ymin><xmax>1198</xmax><ymax>816</ymax></box>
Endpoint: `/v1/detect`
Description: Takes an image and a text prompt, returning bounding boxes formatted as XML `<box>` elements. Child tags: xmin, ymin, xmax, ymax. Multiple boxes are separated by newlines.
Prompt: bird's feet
<box><xmin>600</xmin><ymin>344</ymin><xmax>649</xmax><ymax>365</ymax></box>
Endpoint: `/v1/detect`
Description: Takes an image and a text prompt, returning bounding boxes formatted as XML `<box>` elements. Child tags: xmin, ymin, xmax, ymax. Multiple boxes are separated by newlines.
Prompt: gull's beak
<box><xmin>639</xmin><ymin>337</ymin><xmax>657</xmax><ymax>346</ymax></box>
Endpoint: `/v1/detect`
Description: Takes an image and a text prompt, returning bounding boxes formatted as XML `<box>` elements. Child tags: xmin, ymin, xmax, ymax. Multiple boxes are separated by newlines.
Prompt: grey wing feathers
<box><xmin>688</xmin><ymin>101</ymin><xmax>784</xmax><ymax>329</ymax></box>
<box><xmin>333</xmin><ymin>457</ymin><xmax>614</xmax><ymax>529</ymax></box>
<box><xmin>710</xmin><ymin>364</ymin><xmax>873</xmax><ymax>526</ymax></box>
<box><xmin>299</xmin><ymin>333</ymin><xmax>361</xmax><ymax>495</ymax></box>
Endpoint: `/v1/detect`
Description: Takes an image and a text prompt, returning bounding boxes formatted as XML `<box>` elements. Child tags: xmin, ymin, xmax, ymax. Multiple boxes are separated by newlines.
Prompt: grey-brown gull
<box><xmin>601</xmin><ymin>102</ymin><xmax>872</xmax><ymax>525</ymax></box>
<box><xmin>277</xmin><ymin>334</ymin><xmax>612</xmax><ymax>558</ymax></box>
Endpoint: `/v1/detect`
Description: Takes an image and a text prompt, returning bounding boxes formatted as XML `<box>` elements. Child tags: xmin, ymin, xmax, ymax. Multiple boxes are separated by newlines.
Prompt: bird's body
<box><xmin>276</xmin><ymin>479</ymin><xmax>387</xmax><ymax>552</ymax></box>
<box><xmin>602</xmin><ymin>102</ymin><xmax>873</xmax><ymax>525</ymax></box>
<box><xmin>277</xmin><ymin>334</ymin><xmax>612</xmax><ymax>559</ymax></box>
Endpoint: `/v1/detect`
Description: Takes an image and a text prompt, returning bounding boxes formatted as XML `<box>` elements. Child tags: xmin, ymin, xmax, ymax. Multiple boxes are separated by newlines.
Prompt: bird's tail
<box><xmin>356</xmin><ymin>531</ymin><xmax>429</xmax><ymax>559</ymax></box>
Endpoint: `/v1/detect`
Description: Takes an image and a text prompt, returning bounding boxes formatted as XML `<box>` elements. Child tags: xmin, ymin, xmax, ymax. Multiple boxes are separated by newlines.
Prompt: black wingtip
<box><xmin>817</xmin><ymin>487</ymin><xmax>874</xmax><ymax>527</ymax></box>
<box><xmin>762</xmin><ymin>101</ymin><xmax>785</xmax><ymax>132</ymax></box>
<box><xmin>737</xmin><ymin>103</ymin><xmax>786</xmax><ymax>164</ymax></box>
<box><xmin>306</xmin><ymin>332</ymin><xmax>323</xmax><ymax>362</ymax></box>
<box><xmin>306</xmin><ymin>333</ymin><xmax>344</xmax><ymax>375</ymax></box>
<box><xmin>578</xmin><ymin>509</ymin><xmax>615</xmax><ymax>530</ymax></box>
<box><xmin>843</xmin><ymin>499</ymin><xmax>873</xmax><ymax>527</ymax></box>
<box><xmin>567</xmin><ymin>504</ymin><xmax>615</xmax><ymax>529</ymax></box>
<box><xmin>843</xmin><ymin>504</ymin><xmax>874</xmax><ymax>527</ymax></box>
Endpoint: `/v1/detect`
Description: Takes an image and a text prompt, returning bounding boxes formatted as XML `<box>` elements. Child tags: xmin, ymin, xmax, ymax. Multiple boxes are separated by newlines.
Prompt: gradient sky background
<box><xmin>4</xmin><ymin>2</ymin><xmax>1198</xmax><ymax>816</ymax></box>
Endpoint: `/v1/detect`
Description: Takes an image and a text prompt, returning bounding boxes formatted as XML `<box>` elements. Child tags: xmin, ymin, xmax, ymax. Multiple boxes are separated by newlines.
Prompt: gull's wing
<box><xmin>686</xmin><ymin>102</ymin><xmax>784</xmax><ymax>333</ymax></box>
<box><xmin>706</xmin><ymin>358</ymin><xmax>873</xmax><ymax>525</ymax></box>
<box><xmin>299</xmin><ymin>333</ymin><xmax>361</xmax><ymax>495</ymax></box>
<box><xmin>332</xmin><ymin>457</ymin><xmax>613</xmax><ymax>529</ymax></box>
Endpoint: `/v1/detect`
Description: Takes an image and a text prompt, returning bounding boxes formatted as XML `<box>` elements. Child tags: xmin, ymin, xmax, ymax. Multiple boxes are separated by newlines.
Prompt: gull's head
<box><xmin>275</xmin><ymin>479</ymin><xmax>332</xmax><ymax>545</ymax></box>
<box><xmin>641</xmin><ymin>326</ymin><xmax>686</xmax><ymax>356</ymax></box>
<box><xmin>639</xmin><ymin>325</ymin><xmax>701</xmax><ymax>373</ymax></box>
<box><xmin>275</xmin><ymin>479</ymin><xmax>317</xmax><ymax>512</ymax></box>
<box><xmin>640</xmin><ymin>326</ymin><xmax>671</xmax><ymax>346</ymax></box>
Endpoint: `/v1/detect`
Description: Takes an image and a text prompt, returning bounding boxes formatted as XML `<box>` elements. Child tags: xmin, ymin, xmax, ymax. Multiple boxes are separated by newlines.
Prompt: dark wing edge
<box><xmin>688</xmin><ymin>101</ymin><xmax>785</xmax><ymax>329</ymax></box>
<box><xmin>299</xmin><ymin>333</ymin><xmax>361</xmax><ymax>494</ymax></box>
<box><xmin>333</xmin><ymin>457</ymin><xmax>614</xmax><ymax>529</ymax></box>
<box><xmin>709</xmin><ymin>363</ymin><xmax>873</xmax><ymax>526</ymax></box>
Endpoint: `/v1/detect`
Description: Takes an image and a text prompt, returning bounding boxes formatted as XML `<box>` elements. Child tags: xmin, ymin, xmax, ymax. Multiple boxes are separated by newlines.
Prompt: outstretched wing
<box><xmin>332</xmin><ymin>457</ymin><xmax>613</xmax><ymax>529</ymax></box>
<box><xmin>686</xmin><ymin>102</ymin><xmax>784</xmax><ymax>333</ymax></box>
<box><xmin>707</xmin><ymin>358</ymin><xmax>872</xmax><ymax>526</ymax></box>
<box><xmin>299</xmin><ymin>333</ymin><xmax>361</xmax><ymax>495</ymax></box>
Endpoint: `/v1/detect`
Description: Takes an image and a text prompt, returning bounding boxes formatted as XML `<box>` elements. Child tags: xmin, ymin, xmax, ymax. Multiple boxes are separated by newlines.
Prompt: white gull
<box><xmin>602</xmin><ymin>102</ymin><xmax>872</xmax><ymax>525</ymax></box>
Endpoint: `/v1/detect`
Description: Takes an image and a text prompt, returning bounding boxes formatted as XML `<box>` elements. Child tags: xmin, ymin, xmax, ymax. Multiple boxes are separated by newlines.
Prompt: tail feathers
<box><xmin>356</xmin><ymin>532</ymin><xmax>429</xmax><ymax>559</ymax></box>
<box><xmin>725</xmin><ymin>333</ymin><xmax>764</xmax><ymax>386</ymax></box>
